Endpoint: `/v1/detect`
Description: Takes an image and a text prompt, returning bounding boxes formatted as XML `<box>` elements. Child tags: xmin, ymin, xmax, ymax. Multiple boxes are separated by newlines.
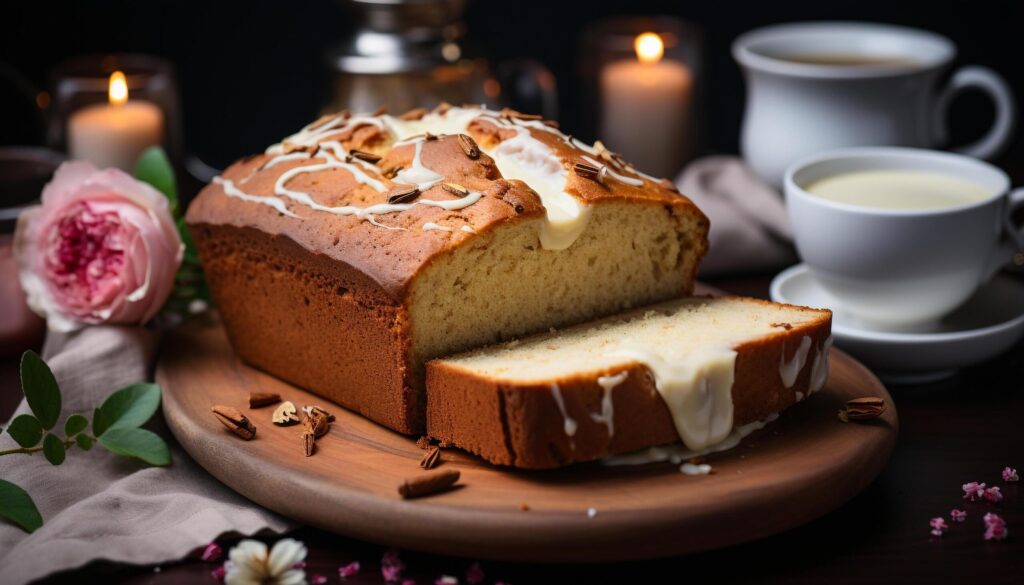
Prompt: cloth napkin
<box><xmin>0</xmin><ymin>326</ymin><xmax>294</xmax><ymax>585</ymax></box>
<box><xmin>676</xmin><ymin>155</ymin><xmax>797</xmax><ymax>275</ymax></box>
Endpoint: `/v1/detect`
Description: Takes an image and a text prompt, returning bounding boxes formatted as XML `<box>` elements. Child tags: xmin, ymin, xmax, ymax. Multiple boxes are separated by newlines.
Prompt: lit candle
<box><xmin>600</xmin><ymin>32</ymin><xmax>693</xmax><ymax>178</ymax></box>
<box><xmin>68</xmin><ymin>71</ymin><xmax>165</xmax><ymax>171</ymax></box>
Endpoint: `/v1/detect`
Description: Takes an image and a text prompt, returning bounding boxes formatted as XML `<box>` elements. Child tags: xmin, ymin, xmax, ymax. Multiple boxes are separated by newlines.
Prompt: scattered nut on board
<box><xmin>248</xmin><ymin>392</ymin><xmax>281</xmax><ymax>408</ymax></box>
<box><xmin>211</xmin><ymin>405</ymin><xmax>256</xmax><ymax>440</ymax></box>
<box><xmin>272</xmin><ymin>401</ymin><xmax>300</xmax><ymax>426</ymax></box>
<box><xmin>398</xmin><ymin>469</ymin><xmax>461</xmax><ymax>499</ymax></box>
<box><xmin>838</xmin><ymin>397</ymin><xmax>886</xmax><ymax>422</ymax></box>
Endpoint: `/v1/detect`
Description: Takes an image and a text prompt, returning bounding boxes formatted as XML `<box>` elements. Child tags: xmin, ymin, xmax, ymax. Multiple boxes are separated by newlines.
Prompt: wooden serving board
<box><xmin>158</xmin><ymin>314</ymin><xmax>897</xmax><ymax>563</ymax></box>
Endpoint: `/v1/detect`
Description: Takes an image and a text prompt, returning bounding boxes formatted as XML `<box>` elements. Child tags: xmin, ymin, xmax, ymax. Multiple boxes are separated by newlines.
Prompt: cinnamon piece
<box><xmin>458</xmin><ymin>134</ymin><xmax>480</xmax><ymax>159</ymax></box>
<box><xmin>435</xmin><ymin>102</ymin><xmax>453</xmax><ymax>115</ymax></box>
<box><xmin>302</xmin><ymin>431</ymin><xmax>315</xmax><ymax>457</ymax></box>
<box><xmin>249</xmin><ymin>392</ymin><xmax>281</xmax><ymax>408</ymax></box>
<box><xmin>371</xmin><ymin>106</ymin><xmax>389</xmax><ymax>116</ymax></box>
<box><xmin>304</xmin><ymin>409</ymin><xmax>330</xmax><ymax>438</ymax></box>
<box><xmin>303</xmin><ymin>405</ymin><xmax>336</xmax><ymax>422</ymax></box>
<box><xmin>211</xmin><ymin>405</ymin><xmax>256</xmax><ymax>440</ymax></box>
<box><xmin>349</xmin><ymin>149</ymin><xmax>382</xmax><ymax>164</ymax></box>
<box><xmin>770</xmin><ymin>322</ymin><xmax>793</xmax><ymax>330</ymax></box>
<box><xmin>420</xmin><ymin>446</ymin><xmax>442</xmax><ymax>469</ymax></box>
<box><xmin>387</xmin><ymin>184</ymin><xmax>420</xmax><ymax>204</ymax></box>
<box><xmin>398</xmin><ymin>469</ymin><xmax>461</xmax><ymax>499</ymax></box>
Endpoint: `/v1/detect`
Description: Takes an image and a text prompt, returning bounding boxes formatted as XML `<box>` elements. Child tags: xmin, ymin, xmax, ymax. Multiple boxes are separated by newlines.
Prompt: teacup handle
<box><xmin>933</xmin><ymin>66</ymin><xmax>1018</xmax><ymax>160</ymax></box>
<box><xmin>983</xmin><ymin>187</ymin><xmax>1024</xmax><ymax>281</ymax></box>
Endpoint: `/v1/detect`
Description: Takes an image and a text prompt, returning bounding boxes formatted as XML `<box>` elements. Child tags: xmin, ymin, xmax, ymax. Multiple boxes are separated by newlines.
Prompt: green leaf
<box><xmin>92</xmin><ymin>407</ymin><xmax>107</xmax><ymax>438</ymax></box>
<box><xmin>0</xmin><ymin>479</ymin><xmax>43</xmax><ymax>533</ymax></box>
<box><xmin>42</xmin><ymin>433</ymin><xmax>65</xmax><ymax>466</ymax></box>
<box><xmin>7</xmin><ymin>414</ymin><xmax>43</xmax><ymax>448</ymax></box>
<box><xmin>20</xmin><ymin>351</ymin><xmax>61</xmax><ymax>430</ymax></box>
<box><xmin>96</xmin><ymin>383</ymin><xmax>162</xmax><ymax>435</ymax></box>
<box><xmin>64</xmin><ymin>414</ymin><xmax>88</xmax><ymax>436</ymax></box>
<box><xmin>133</xmin><ymin>147</ymin><xmax>178</xmax><ymax>214</ymax></box>
<box><xmin>98</xmin><ymin>427</ymin><xmax>170</xmax><ymax>466</ymax></box>
<box><xmin>75</xmin><ymin>434</ymin><xmax>95</xmax><ymax>451</ymax></box>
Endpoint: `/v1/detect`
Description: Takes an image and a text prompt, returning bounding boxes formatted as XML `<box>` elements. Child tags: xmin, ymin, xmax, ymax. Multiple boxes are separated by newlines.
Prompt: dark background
<box><xmin>2</xmin><ymin>0</ymin><xmax>1022</xmax><ymax>178</ymax></box>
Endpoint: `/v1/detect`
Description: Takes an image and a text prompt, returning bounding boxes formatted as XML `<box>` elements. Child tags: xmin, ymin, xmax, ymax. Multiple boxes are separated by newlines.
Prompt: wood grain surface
<box><xmin>157</xmin><ymin>313</ymin><xmax>898</xmax><ymax>563</ymax></box>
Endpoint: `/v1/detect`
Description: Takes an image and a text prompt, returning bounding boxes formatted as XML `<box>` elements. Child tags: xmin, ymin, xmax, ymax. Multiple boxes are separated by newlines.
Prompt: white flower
<box><xmin>225</xmin><ymin>538</ymin><xmax>307</xmax><ymax>585</ymax></box>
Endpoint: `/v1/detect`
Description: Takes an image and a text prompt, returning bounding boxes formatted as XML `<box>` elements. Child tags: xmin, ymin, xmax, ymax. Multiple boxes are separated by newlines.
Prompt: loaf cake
<box><xmin>427</xmin><ymin>296</ymin><xmax>832</xmax><ymax>468</ymax></box>
<box><xmin>186</xmin><ymin>105</ymin><xmax>709</xmax><ymax>435</ymax></box>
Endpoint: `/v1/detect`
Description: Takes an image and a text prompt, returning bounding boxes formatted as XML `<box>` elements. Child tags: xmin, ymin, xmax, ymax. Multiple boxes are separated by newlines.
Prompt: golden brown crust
<box><xmin>185</xmin><ymin>107</ymin><xmax>707</xmax><ymax>301</ymax></box>
<box><xmin>189</xmin><ymin>223</ymin><xmax>421</xmax><ymax>433</ymax></box>
<box><xmin>425</xmin><ymin>304</ymin><xmax>833</xmax><ymax>469</ymax></box>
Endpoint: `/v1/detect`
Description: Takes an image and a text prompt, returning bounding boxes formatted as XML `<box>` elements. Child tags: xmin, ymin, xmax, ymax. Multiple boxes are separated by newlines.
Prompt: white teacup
<box><xmin>785</xmin><ymin>147</ymin><xmax>1024</xmax><ymax>327</ymax></box>
<box><xmin>734</xmin><ymin>21</ymin><xmax>1017</xmax><ymax>187</ymax></box>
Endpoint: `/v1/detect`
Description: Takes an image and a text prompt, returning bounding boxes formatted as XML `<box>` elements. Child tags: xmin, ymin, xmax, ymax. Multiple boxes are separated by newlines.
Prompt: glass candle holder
<box><xmin>581</xmin><ymin>16</ymin><xmax>704</xmax><ymax>180</ymax></box>
<box><xmin>46</xmin><ymin>54</ymin><xmax>182</xmax><ymax>172</ymax></box>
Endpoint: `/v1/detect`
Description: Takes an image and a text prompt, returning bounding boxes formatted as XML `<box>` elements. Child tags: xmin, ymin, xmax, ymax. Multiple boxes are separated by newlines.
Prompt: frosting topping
<box><xmin>591</xmin><ymin>371</ymin><xmax>627</xmax><ymax>437</ymax></box>
<box><xmin>779</xmin><ymin>336</ymin><xmax>812</xmax><ymax>388</ymax></box>
<box><xmin>212</xmin><ymin>105</ymin><xmax>662</xmax><ymax>250</ymax></box>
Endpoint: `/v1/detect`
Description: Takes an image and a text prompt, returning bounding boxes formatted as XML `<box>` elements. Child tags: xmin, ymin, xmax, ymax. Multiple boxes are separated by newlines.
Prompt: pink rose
<box><xmin>14</xmin><ymin>161</ymin><xmax>183</xmax><ymax>331</ymax></box>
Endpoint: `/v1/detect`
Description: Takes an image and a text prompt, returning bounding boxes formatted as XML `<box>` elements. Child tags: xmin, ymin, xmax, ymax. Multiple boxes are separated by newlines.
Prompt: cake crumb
<box><xmin>587</xmin><ymin>507</ymin><xmax>598</xmax><ymax>518</ymax></box>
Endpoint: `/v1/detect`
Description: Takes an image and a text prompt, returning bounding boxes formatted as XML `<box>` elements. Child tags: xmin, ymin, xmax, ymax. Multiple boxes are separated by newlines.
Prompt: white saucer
<box><xmin>770</xmin><ymin>264</ymin><xmax>1024</xmax><ymax>383</ymax></box>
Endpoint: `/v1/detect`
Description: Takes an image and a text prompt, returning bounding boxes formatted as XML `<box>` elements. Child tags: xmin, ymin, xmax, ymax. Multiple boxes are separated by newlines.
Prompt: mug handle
<box><xmin>983</xmin><ymin>187</ymin><xmax>1024</xmax><ymax>281</ymax></box>
<box><xmin>932</xmin><ymin>66</ymin><xmax>1018</xmax><ymax>160</ymax></box>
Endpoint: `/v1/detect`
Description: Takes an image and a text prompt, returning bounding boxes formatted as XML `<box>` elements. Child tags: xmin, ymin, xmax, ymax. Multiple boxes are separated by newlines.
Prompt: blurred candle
<box><xmin>68</xmin><ymin>71</ymin><xmax>164</xmax><ymax>171</ymax></box>
<box><xmin>600</xmin><ymin>32</ymin><xmax>693</xmax><ymax>178</ymax></box>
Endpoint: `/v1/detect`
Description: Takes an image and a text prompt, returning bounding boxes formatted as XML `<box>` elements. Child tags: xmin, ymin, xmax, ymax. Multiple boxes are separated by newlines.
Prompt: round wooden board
<box><xmin>158</xmin><ymin>314</ymin><xmax>897</xmax><ymax>563</ymax></box>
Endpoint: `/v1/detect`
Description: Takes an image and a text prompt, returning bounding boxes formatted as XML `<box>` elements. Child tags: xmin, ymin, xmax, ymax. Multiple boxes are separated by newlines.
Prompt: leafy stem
<box><xmin>0</xmin><ymin>435</ymin><xmax>90</xmax><ymax>456</ymax></box>
<box><xmin>0</xmin><ymin>351</ymin><xmax>170</xmax><ymax>533</ymax></box>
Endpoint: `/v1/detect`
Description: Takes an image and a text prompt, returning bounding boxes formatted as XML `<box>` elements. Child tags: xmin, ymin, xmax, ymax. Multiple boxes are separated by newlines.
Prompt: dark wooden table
<box><xmin>3</xmin><ymin>274</ymin><xmax>1022</xmax><ymax>585</ymax></box>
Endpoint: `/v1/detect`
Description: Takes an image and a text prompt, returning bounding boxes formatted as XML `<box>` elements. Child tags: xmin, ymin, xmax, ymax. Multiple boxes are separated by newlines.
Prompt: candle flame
<box><xmin>635</xmin><ymin>32</ymin><xmax>664</xmax><ymax>64</ymax></box>
<box><xmin>108</xmin><ymin>71</ymin><xmax>128</xmax><ymax>106</ymax></box>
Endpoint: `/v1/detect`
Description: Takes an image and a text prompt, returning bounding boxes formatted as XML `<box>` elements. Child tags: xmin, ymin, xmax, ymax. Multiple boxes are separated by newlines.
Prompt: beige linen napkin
<box><xmin>0</xmin><ymin>326</ymin><xmax>293</xmax><ymax>585</ymax></box>
<box><xmin>676</xmin><ymin>155</ymin><xmax>797</xmax><ymax>275</ymax></box>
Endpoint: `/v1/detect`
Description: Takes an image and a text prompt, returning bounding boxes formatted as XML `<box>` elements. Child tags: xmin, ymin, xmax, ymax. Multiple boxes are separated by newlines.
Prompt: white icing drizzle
<box><xmin>550</xmin><ymin>383</ymin><xmax>578</xmax><ymax>442</ymax></box>
<box><xmin>213</xmin><ymin>177</ymin><xmax>298</xmax><ymax>217</ymax></box>
<box><xmin>266</xmin><ymin>114</ymin><xmax>385</xmax><ymax>154</ymax></box>
<box><xmin>477</xmin><ymin>114</ymin><xmax>592</xmax><ymax>250</ymax></box>
<box><xmin>809</xmin><ymin>335</ymin><xmax>834</xmax><ymax>394</ymax></box>
<box><xmin>590</xmin><ymin>371</ymin><xmax>627</xmax><ymax>437</ymax></box>
<box><xmin>779</xmin><ymin>336</ymin><xmax>812</xmax><ymax>388</ymax></box>
<box><xmin>609</xmin><ymin>344</ymin><xmax>736</xmax><ymax>451</ymax></box>
<box><xmin>580</xmin><ymin>155</ymin><xmax>644</xmax><ymax>186</ymax></box>
<box><xmin>602</xmin><ymin>413</ymin><xmax>780</xmax><ymax>466</ymax></box>
<box><xmin>422</xmin><ymin>222</ymin><xmax>453</xmax><ymax>232</ymax></box>
<box><xmin>680</xmin><ymin>462</ymin><xmax>712</xmax><ymax>475</ymax></box>
<box><xmin>261</xmin><ymin>151</ymin><xmax>312</xmax><ymax>171</ymax></box>
<box><xmin>459</xmin><ymin>225</ymin><xmax>476</xmax><ymax>234</ymax></box>
<box><xmin>393</xmin><ymin>137</ymin><xmax>445</xmax><ymax>191</ymax></box>
<box><xmin>417</xmin><ymin>190</ymin><xmax>482</xmax><ymax>211</ymax></box>
<box><xmin>218</xmin><ymin>106</ymin><xmax>662</xmax><ymax>248</ymax></box>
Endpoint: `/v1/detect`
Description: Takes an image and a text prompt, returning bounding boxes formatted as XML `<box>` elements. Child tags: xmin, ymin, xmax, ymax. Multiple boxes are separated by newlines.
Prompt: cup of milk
<box><xmin>784</xmin><ymin>147</ymin><xmax>1024</xmax><ymax>326</ymax></box>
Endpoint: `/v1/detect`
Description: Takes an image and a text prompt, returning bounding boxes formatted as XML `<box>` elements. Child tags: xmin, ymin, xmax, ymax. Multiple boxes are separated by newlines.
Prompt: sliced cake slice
<box><xmin>426</xmin><ymin>296</ymin><xmax>832</xmax><ymax>469</ymax></box>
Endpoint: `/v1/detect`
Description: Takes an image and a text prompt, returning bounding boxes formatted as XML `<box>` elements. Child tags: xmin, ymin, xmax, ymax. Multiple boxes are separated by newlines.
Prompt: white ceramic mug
<box><xmin>734</xmin><ymin>22</ymin><xmax>1017</xmax><ymax>187</ymax></box>
<box><xmin>785</xmin><ymin>147</ymin><xmax>1024</xmax><ymax>326</ymax></box>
